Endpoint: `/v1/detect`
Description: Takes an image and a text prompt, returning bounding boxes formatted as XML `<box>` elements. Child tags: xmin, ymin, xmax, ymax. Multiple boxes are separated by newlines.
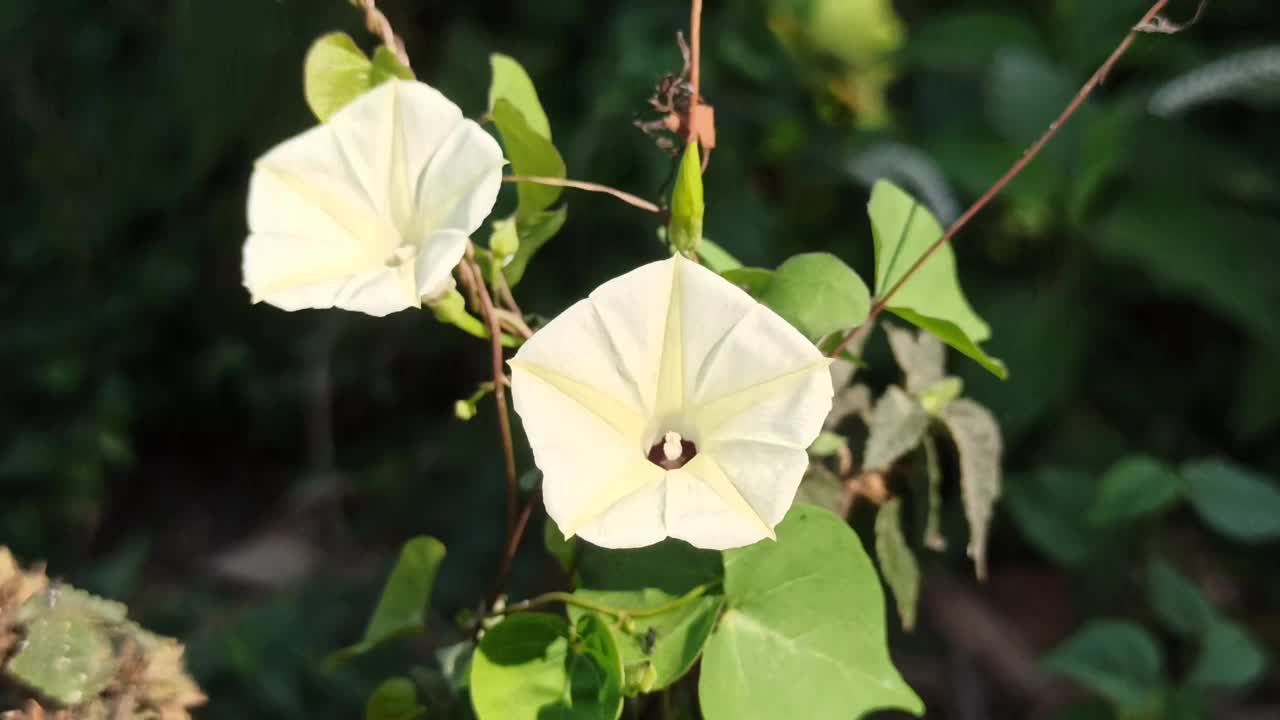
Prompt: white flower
<box><xmin>243</xmin><ymin>79</ymin><xmax>505</xmax><ymax>316</ymax></box>
<box><xmin>510</xmin><ymin>255</ymin><xmax>834</xmax><ymax>550</ymax></box>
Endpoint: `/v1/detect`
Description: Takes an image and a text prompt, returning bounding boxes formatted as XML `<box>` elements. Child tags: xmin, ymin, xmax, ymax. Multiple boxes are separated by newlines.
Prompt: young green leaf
<box><xmin>1090</xmin><ymin>456</ymin><xmax>1184</xmax><ymax>527</ymax></box>
<box><xmin>759</xmin><ymin>252</ymin><xmax>871</xmax><ymax>341</ymax></box>
<box><xmin>867</xmin><ymin>180</ymin><xmax>1006</xmax><ymax>378</ymax></box>
<box><xmin>365</xmin><ymin>677</ymin><xmax>425</xmax><ymax>720</ymax></box>
<box><xmin>470</xmin><ymin>612</ymin><xmax>624</xmax><ymax>720</ymax></box>
<box><xmin>327</xmin><ymin>536</ymin><xmax>446</xmax><ymax>667</ymax></box>
<box><xmin>719</xmin><ymin>267</ymin><xmax>773</xmax><ymax>297</ymax></box>
<box><xmin>1182</xmin><ymin>458</ymin><xmax>1280</xmax><ymax>541</ymax></box>
<box><xmin>875</xmin><ymin>498</ymin><xmax>921</xmax><ymax>630</ymax></box>
<box><xmin>303</xmin><ymin>33</ymin><xmax>413</xmax><ymax>122</ymax></box>
<box><xmin>697</xmin><ymin>238</ymin><xmax>743</xmax><ymax>272</ymax></box>
<box><xmin>940</xmin><ymin>398</ymin><xmax>1002</xmax><ymax>580</ymax></box>
<box><xmin>917</xmin><ymin>377</ymin><xmax>963</xmax><ymax>417</ymax></box>
<box><xmin>669</xmin><ymin>141</ymin><xmax>705</xmax><ymax>254</ymax></box>
<box><xmin>1145</xmin><ymin>558</ymin><xmax>1218</xmax><ymax>638</ymax></box>
<box><xmin>492</xmin><ymin>99</ymin><xmax>566</xmax><ymax>217</ymax></box>
<box><xmin>1187</xmin><ymin>619</ymin><xmax>1267</xmax><ymax>690</ymax></box>
<box><xmin>807</xmin><ymin>431</ymin><xmax>848</xmax><ymax>457</ymax></box>
<box><xmin>699</xmin><ymin>504</ymin><xmax>924</xmax><ymax>719</ymax></box>
<box><xmin>489</xmin><ymin>53</ymin><xmax>551</xmax><ymax>140</ymax></box>
<box><xmin>863</xmin><ymin>385</ymin><xmax>929</xmax><ymax>470</ymax></box>
<box><xmin>1043</xmin><ymin>621</ymin><xmax>1164</xmax><ymax>708</ymax></box>
<box><xmin>503</xmin><ymin>206</ymin><xmax>569</xmax><ymax>287</ymax></box>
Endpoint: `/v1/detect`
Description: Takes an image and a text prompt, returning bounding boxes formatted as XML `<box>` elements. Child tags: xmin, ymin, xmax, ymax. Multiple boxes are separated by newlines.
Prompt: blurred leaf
<box><xmin>1187</xmin><ymin>620</ymin><xmax>1267</xmax><ymax>690</ymax></box>
<box><xmin>918</xmin><ymin>378</ymin><xmax>963</xmax><ymax>417</ymax></box>
<box><xmin>492</xmin><ymin>99</ymin><xmax>566</xmax><ymax>216</ymax></box>
<box><xmin>669</xmin><ymin>142</ymin><xmax>705</xmax><ymax>255</ymax></box>
<box><xmin>1043</xmin><ymin>620</ymin><xmax>1164</xmax><ymax>707</ymax></box>
<box><xmin>986</xmin><ymin>48</ymin><xmax>1081</xmax><ymax>165</ymax></box>
<box><xmin>503</xmin><ymin>206</ymin><xmax>569</xmax><ymax>287</ymax></box>
<box><xmin>1005</xmin><ymin>468</ymin><xmax>1109</xmax><ymax>568</ymax></box>
<box><xmin>720</xmin><ymin>267</ymin><xmax>774</xmax><ymax>297</ymax></box>
<box><xmin>807</xmin><ymin>431</ymin><xmax>848</xmax><ymax>457</ymax></box>
<box><xmin>903</xmin><ymin>10</ymin><xmax>1043</xmax><ymax>72</ymax></box>
<box><xmin>1090</xmin><ymin>456</ymin><xmax>1184</xmax><ymax>527</ymax></box>
<box><xmin>1182</xmin><ymin>458</ymin><xmax>1280</xmax><ymax>542</ymax></box>
<box><xmin>759</xmin><ymin>252</ymin><xmax>870</xmax><ymax>341</ymax></box>
<box><xmin>885</xmin><ymin>322</ymin><xmax>946</xmax><ymax>394</ymax></box>
<box><xmin>543</xmin><ymin>516</ymin><xmax>577</xmax><ymax>575</ymax></box>
<box><xmin>489</xmin><ymin>54</ymin><xmax>551</xmax><ymax>140</ymax></box>
<box><xmin>470</xmin><ymin>612</ymin><xmax>623</xmax><ymax>720</ymax></box>
<box><xmin>303</xmin><ymin>33</ymin><xmax>411</xmax><ymax>123</ymax></box>
<box><xmin>941</xmin><ymin>398</ymin><xmax>1002</xmax><ymax>579</ymax></box>
<box><xmin>365</xmin><ymin>677</ymin><xmax>424</xmax><ymax>720</ymax></box>
<box><xmin>699</xmin><ymin>505</ymin><xmax>924</xmax><ymax>719</ymax></box>
<box><xmin>328</xmin><ymin>536</ymin><xmax>446</xmax><ymax>667</ymax></box>
<box><xmin>1146</xmin><ymin>558</ymin><xmax>1218</xmax><ymax>638</ymax></box>
<box><xmin>867</xmin><ymin>181</ymin><xmax>1006</xmax><ymax>378</ymax></box>
<box><xmin>863</xmin><ymin>386</ymin><xmax>929</xmax><ymax>470</ymax></box>
<box><xmin>698</xmin><ymin>239</ymin><xmax>743</xmax><ymax>273</ymax></box>
<box><xmin>795</xmin><ymin>463</ymin><xmax>844</xmax><ymax>514</ymax></box>
<box><xmin>875</xmin><ymin>498</ymin><xmax>920</xmax><ymax>630</ymax></box>
<box><xmin>568</xmin><ymin>590</ymin><xmax>724</xmax><ymax>694</ymax></box>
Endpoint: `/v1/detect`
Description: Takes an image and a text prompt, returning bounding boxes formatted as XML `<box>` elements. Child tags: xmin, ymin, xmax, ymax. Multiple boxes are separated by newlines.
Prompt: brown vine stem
<box><xmin>829</xmin><ymin>0</ymin><xmax>1174</xmax><ymax>359</ymax></box>
<box><xmin>350</xmin><ymin>0</ymin><xmax>411</xmax><ymax>68</ymax></box>
<box><xmin>490</xmin><ymin>490</ymin><xmax>538</xmax><ymax>605</ymax></box>
<box><xmin>503</xmin><ymin>176</ymin><xmax>661</xmax><ymax>214</ymax></box>
<box><xmin>689</xmin><ymin>0</ymin><xmax>703</xmax><ymax>110</ymax></box>
<box><xmin>465</xmin><ymin>246</ymin><xmax>520</xmax><ymax>549</ymax></box>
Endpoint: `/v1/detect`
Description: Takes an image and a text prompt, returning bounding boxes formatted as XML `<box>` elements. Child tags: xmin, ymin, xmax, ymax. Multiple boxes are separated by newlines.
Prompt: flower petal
<box><xmin>415</xmin><ymin>228</ymin><xmax>470</xmax><ymax>300</ymax></box>
<box><xmin>665</xmin><ymin>453</ymin><xmax>777</xmax><ymax>550</ymax></box>
<box><xmin>584</xmin><ymin>259</ymin><xmax>676</xmax><ymax>415</ymax></box>
<box><xmin>411</xmin><ymin>121</ymin><xmax>506</xmax><ymax>237</ymax></box>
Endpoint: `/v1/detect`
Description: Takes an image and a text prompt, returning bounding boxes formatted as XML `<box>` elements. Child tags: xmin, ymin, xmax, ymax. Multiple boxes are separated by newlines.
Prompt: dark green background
<box><xmin>2</xmin><ymin>0</ymin><xmax>1277</xmax><ymax>717</ymax></box>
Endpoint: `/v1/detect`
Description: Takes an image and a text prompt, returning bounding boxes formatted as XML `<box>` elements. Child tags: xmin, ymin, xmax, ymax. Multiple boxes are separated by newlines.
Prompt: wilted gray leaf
<box><xmin>921</xmin><ymin>435</ymin><xmax>947</xmax><ymax>551</ymax></box>
<box><xmin>863</xmin><ymin>386</ymin><xmax>930</xmax><ymax>470</ymax></box>
<box><xmin>825</xmin><ymin>383</ymin><xmax>874</xmax><ymax>432</ymax></box>
<box><xmin>875</xmin><ymin>499</ymin><xmax>920</xmax><ymax>630</ymax></box>
<box><xmin>941</xmin><ymin>399</ymin><xmax>1002</xmax><ymax>580</ymax></box>
<box><xmin>885</xmin><ymin>322</ymin><xmax>947</xmax><ymax>393</ymax></box>
<box><xmin>795</xmin><ymin>463</ymin><xmax>845</xmax><ymax>515</ymax></box>
<box><xmin>830</xmin><ymin>357</ymin><xmax>858</xmax><ymax>391</ymax></box>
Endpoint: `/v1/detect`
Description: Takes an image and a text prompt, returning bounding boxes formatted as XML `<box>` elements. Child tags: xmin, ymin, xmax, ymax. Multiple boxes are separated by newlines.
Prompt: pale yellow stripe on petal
<box><xmin>560</xmin><ymin>459</ymin><xmax>666</xmax><ymax>538</ymax></box>
<box><xmin>683</xmin><ymin>453</ymin><xmax>775</xmax><ymax>540</ymax></box>
<box><xmin>654</xmin><ymin>255</ymin><xmax>685</xmax><ymax>418</ymax></box>
<box><xmin>508</xmin><ymin>360</ymin><xmax>647</xmax><ymax>441</ymax></box>
<box><xmin>690</xmin><ymin>359</ymin><xmax>834</xmax><ymax>438</ymax></box>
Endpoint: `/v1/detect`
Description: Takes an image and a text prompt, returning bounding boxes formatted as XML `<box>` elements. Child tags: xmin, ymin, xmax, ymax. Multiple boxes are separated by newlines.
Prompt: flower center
<box><xmin>647</xmin><ymin>431</ymin><xmax>697</xmax><ymax>470</ymax></box>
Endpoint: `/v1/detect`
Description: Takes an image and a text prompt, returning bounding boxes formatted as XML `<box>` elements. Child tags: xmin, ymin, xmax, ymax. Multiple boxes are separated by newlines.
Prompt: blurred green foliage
<box><xmin>3</xmin><ymin>0</ymin><xmax>1280</xmax><ymax>718</ymax></box>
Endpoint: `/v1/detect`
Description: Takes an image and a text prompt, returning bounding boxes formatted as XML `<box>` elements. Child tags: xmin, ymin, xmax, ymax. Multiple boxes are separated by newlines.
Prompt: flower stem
<box><xmin>486</xmin><ymin>581</ymin><xmax>720</xmax><ymax>622</ymax></box>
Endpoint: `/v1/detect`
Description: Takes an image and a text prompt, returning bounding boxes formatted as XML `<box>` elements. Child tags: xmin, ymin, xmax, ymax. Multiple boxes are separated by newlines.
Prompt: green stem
<box><xmin>448</xmin><ymin>311</ymin><xmax>521</xmax><ymax>348</ymax></box>
<box><xmin>488</xmin><ymin>582</ymin><xmax>720</xmax><ymax>622</ymax></box>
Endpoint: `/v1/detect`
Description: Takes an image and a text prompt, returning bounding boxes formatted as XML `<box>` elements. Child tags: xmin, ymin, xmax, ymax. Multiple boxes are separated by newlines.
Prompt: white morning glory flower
<box><xmin>510</xmin><ymin>255</ymin><xmax>834</xmax><ymax>550</ymax></box>
<box><xmin>243</xmin><ymin>79</ymin><xmax>505</xmax><ymax>316</ymax></box>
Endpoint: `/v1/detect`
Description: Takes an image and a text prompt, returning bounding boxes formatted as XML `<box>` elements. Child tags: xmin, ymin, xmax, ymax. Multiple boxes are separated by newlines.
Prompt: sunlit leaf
<box><xmin>867</xmin><ymin>181</ymin><xmax>1005</xmax><ymax>378</ymax></box>
<box><xmin>940</xmin><ymin>398</ymin><xmax>1002</xmax><ymax>579</ymax></box>
<box><xmin>697</xmin><ymin>238</ymin><xmax>743</xmax><ymax>273</ymax></box>
<box><xmin>492</xmin><ymin>99</ymin><xmax>566</xmax><ymax>216</ymax></box>
<box><xmin>327</xmin><ymin>536</ymin><xmax>446</xmax><ymax>667</ymax></box>
<box><xmin>759</xmin><ymin>252</ymin><xmax>870</xmax><ymax>341</ymax></box>
<box><xmin>489</xmin><ymin>53</ymin><xmax>551</xmax><ymax>140</ymax></box>
<box><xmin>699</xmin><ymin>505</ymin><xmax>924</xmax><ymax>719</ymax></box>
<box><xmin>875</xmin><ymin>498</ymin><xmax>920</xmax><ymax>630</ymax></box>
<box><xmin>1043</xmin><ymin>621</ymin><xmax>1164</xmax><ymax>707</ymax></box>
<box><xmin>1182</xmin><ymin>458</ymin><xmax>1280</xmax><ymax>541</ymax></box>
<box><xmin>719</xmin><ymin>267</ymin><xmax>773</xmax><ymax>297</ymax></box>
<box><xmin>303</xmin><ymin>33</ymin><xmax>413</xmax><ymax>123</ymax></box>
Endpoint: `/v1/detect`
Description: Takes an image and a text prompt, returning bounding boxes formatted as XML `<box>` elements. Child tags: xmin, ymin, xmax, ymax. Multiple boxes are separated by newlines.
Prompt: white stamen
<box><xmin>662</xmin><ymin>431</ymin><xmax>683</xmax><ymax>462</ymax></box>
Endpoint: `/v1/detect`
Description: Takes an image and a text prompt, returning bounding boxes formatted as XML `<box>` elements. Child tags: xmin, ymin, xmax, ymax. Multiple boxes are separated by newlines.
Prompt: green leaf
<box><xmin>1187</xmin><ymin>620</ymin><xmax>1267</xmax><ymax>690</ymax></box>
<box><xmin>759</xmin><ymin>252</ymin><xmax>871</xmax><ymax>342</ymax></box>
<box><xmin>1043</xmin><ymin>621</ymin><xmax>1164</xmax><ymax>707</ymax></box>
<box><xmin>875</xmin><ymin>499</ymin><xmax>921</xmax><ymax>630</ymax></box>
<box><xmin>941</xmin><ymin>398</ymin><xmax>1002</xmax><ymax>579</ymax></box>
<box><xmin>470</xmin><ymin>612</ymin><xmax>624</xmax><ymax>720</ymax></box>
<box><xmin>1182</xmin><ymin>458</ymin><xmax>1280</xmax><ymax>541</ymax></box>
<box><xmin>544</xmin><ymin>516</ymin><xmax>577</xmax><ymax>575</ymax></box>
<box><xmin>697</xmin><ymin>238</ymin><xmax>743</xmax><ymax>273</ymax></box>
<box><xmin>5</xmin><ymin>615</ymin><xmax>116</xmax><ymax>705</ymax></box>
<box><xmin>579</xmin><ymin>539</ymin><xmax>722</xmax><ymax>596</ymax></box>
<box><xmin>986</xmin><ymin>49</ymin><xmax>1079</xmax><ymax>164</ymax></box>
<box><xmin>365</xmin><ymin>677</ymin><xmax>425</xmax><ymax>720</ymax></box>
<box><xmin>719</xmin><ymin>267</ymin><xmax>773</xmax><ymax>297</ymax></box>
<box><xmin>669</xmin><ymin>141</ymin><xmax>705</xmax><ymax>254</ymax></box>
<box><xmin>303</xmin><ymin>33</ymin><xmax>413</xmax><ymax>123</ymax></box>
<box><xmin>328</xmin><ymin>536</ymin><xmax>446</xmax><ymax>667</ymax></box>
<box><xmin>1004</xmin><ymin>467</ymin><xmax>1112</xmax><ymax>568</ymax></box>
<box><xmin>504</xmin><ymin>206</ymin><xmax>569</xmax><ymax>287</ymax></box>
<box><xmin>867</xmin><ymin>180</ymin><xmax>1006</xmax><ymax>378</ymax></box>
<box><xmin>568</xmin><ymin>591</ymin><xmax>724</xmax><ymax>694</ymax></box>
<box><xmin>1145</xmin><ymin>558</ymin><xmax>1218</xmax><ymax>638</ymax></box>
<box><xmin>699</xmin><ymin>504</ymin><xmax>924</xmax><ymax>719</ymax></box>
<box><xmin>489</xmin><ymin>54</ymin><xmax>551</xmax><ymax>140</ymax></box>
<box><xmin>862</xmin><ymin>385</ymin><xmax>929</xmax><ymax>470</ymax></box>
<box><xmin>1089</xmin><ymin>456</ymin><xmax>1184</xmax><ymax>527</ymax></box>
<box><xmin>492</xmin><ymin>99</ymin><xmax>566</xmax><ymax>216</ymax></box>
<box><xmin>917</xmin><ymin>377</ymin><xmax>963</xmax><ymax>417</ymax></box>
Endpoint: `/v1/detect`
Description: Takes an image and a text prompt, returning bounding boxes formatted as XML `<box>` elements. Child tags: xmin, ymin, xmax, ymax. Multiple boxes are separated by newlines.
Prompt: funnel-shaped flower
<box><xmin>244</xmin><ymin>79</ymin><xmax>505</xmax><ymax>316</ymax></box>
<box><xmin>510</xmin><ymin>256</ymin><xmax>834</xmax><ymax>549</ymax></box>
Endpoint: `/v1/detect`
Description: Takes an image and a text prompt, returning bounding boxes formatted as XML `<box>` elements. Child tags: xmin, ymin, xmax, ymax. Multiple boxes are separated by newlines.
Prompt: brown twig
<box><xmin>491</xmin><ymin>490</ymin><xmax>540</xmax><ymax>601</ymax></box>
<box><xmin>830</xmin><ymin>0</ymin><xmax>1175</xmax><ymax>359</ymax></box>
<box><xmin>465</xmin><ymin>247</ymin><xmax>520</xmax><ymax>549</ymax></box>
<box><xmin>689</xmin><ymin>0</ymin><xmax>703</xmax><ymax>110</ymax></box>
<box><xmin>503</xmin><ymin>175</ymin><xmax>661</xmax><ymax>214</ymax></box>
<box><xmin>350</xmin><ymin>0</ymin><xmax>411</xmax><ymax>68</ymax></box>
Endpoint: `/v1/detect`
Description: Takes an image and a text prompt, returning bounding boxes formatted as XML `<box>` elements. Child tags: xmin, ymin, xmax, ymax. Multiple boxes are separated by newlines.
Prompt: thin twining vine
<box><xmin>485</xmin><ymin>581</ymin><xmax>720</xmax><ymax>623</ymax></box>
<box><xmin>346</xmin><ymin>0</ymin><xmax>1194</xmax><ymax>609</ymax></box>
